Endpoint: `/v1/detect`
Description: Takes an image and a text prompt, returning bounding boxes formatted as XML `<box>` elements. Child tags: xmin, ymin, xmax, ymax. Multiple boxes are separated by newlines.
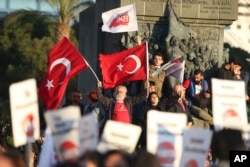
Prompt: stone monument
<box><xmin>78</xmin><ymin>0</ymin><xmax>237</xmax><ymax>97</ymax></box>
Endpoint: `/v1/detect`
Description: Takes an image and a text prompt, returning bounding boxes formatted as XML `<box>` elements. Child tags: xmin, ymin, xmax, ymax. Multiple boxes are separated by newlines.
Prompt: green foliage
<box><xmin>41</xmin><ymin>0</ymin><xmax>94</xmax><ymax>23</ymax></box>
<box><xmin>0</xmin><ymin>10</ymin><xmax>79</xmax><ymax>125</ymax></box>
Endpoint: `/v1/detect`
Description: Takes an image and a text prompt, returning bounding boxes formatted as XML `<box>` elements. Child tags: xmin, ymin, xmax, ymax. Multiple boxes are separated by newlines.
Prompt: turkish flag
<box><xmin>38</xmin><ymin>37</ymin><xmax>88</xmax><ymax>110</ymax></box>
<box><xmin>99</xmin><ymin>43</ymin><xmax>147</xmax><ymax>89</ymax></box>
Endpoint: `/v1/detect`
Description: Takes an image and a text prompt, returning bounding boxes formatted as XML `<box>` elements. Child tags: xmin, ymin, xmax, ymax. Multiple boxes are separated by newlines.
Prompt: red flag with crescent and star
<box><xmin>99</xmin><ymin>43</ymin><xmax>147</xmax><ymax>89</ymax></box>
<box><xmin>38</xmin><ymin>37</ymin><xmax>88</xmax><ymax>110</ymax></box>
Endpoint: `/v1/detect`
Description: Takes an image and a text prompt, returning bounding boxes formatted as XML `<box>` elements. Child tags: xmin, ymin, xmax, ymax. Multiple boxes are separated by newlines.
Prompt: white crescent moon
<box><xmin>49</xmin><ymin>58</ymin><xmax>71</xmax><ymax>75</ymax></box>
<box><xmin>124</xmin><ymin>55</ymin><xmax>141</xmax><ymax>74</ymax></box>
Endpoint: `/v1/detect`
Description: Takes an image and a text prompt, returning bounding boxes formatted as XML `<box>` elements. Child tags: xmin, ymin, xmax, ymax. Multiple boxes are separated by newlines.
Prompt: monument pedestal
<box><xmin>78</xmin><ymin>0</ymin><xmax>237</xmax><ymax>110</ymax></box>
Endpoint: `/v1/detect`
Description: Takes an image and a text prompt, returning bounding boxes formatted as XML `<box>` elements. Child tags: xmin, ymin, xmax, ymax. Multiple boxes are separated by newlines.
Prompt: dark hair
<box><xmin>152</xmin><ymin>52</ymin><xmax>164</xmax><ymax>60</ymax></box>
<box><xmin>101</xmin><ymin>150</ymin><xmax>131</xmax><ymax>167</ymax></box>
<box><xmin>133</xmin><ymin>150</ymin><xmax>161</xmax><ymax>167</ymax></box>
<box><xmin>88</xmin><ymin>90</ymin><xmax>98</xmax><ymax>102</ymax></box>
<box><xmin>147</xmin><ymin>92</ymin><xmax>159</xmax><ymax>103</ymax></box>
<box><xmin>0</xmin><ymin>149</ymin><xmax>25</xmax><ymax>167</ymax></box>
<box><xmin>149</xmin><ymin>81</ymin><xmax>156</xmax><ymax>87</ymax></box>
<box><xmin>194</xmin><ymin>69</ymin><xmax>204</xmax><ymax>76</ymax></box>
<box><xmin>77</xmin><ymin>151</ymin><xmax>100</xmax><ymax>167</ymax></box>
<box><xmin>54</xmin><ymin>162</ymin><xmax>79</xmax><ymax>167</ymax></box>
<box><xmin>211</xmin><ymin>128</ymin><xmax>246</xmax><ymax>161</ymax></box>
<box><xmin>229</xmin><ymin>57</ymin><xmax>242</xmax><ymax>66</ymax></box>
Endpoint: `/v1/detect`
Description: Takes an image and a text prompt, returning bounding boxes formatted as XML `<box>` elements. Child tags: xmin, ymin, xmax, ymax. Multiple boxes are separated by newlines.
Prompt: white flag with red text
<box><xmin>101</xmin><ymin>4</ymin><xmax>138</xmax><ymax>33</ymax></box>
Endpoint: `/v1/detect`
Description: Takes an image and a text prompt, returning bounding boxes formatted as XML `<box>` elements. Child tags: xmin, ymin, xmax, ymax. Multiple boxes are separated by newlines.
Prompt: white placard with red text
<box><xmin>9</xmin><ymin>78</ymin><xmax>40</xmax><ymax>147</ymax></box>
<box><xmin>79</xmin><ymin>113</ymin><xmax>99</xmax><ymax>154</ymax></box>
<box><xmin>97</xmin><ymin>120</ymin><xmax>141</xmax><ymax>153</ymax></box>
<box><xmin>147</xmin><ymin>110</ymin><xmax>187</xmax><ymax>167</ymax></box>
<box><xmin>44</xmin><ymin>106</ymin><xmax>81</xmax><ymax>162</ymax></box>
<box><xmin>179</xmin><ymin>128</ymin><xmax>213</xmax><ymax>167</ymax></box>
<box><xmin>212</xmin><ymin>79</ymin><xmax>248</xmax><ymax>130</ymax></box>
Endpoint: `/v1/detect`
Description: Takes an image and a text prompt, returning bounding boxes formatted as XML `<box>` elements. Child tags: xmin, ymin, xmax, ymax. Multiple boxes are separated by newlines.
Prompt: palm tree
<box><xmin>40</xmin><ymin>0</ymin><xmax>94</xmax><ymax>42</ymax></box>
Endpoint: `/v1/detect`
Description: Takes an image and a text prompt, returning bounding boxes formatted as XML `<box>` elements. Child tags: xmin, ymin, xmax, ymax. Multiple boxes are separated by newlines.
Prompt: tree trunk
<box><xmin>56</xmin><ymin>22</ymin><xmax>71</xmax><ymax>42</ymax></box>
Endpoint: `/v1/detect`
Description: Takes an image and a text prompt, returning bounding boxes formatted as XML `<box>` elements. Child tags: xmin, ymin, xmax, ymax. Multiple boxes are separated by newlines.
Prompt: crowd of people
<box><xmin>0</xmin><ymin>51</ymin><xmax>250</xmax><ymax>167</ymax></box>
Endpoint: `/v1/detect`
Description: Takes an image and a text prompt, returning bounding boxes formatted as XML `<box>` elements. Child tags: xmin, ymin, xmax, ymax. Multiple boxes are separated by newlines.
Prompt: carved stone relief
<box><xmin>113</xmin><ymin>24</ymin><xmax>221</xmax><ymax>80</ymax></box>
<box><xmin>112</xmin><ymin>3</ymin><xmax>224</xmax><ymax>80</ymax></box>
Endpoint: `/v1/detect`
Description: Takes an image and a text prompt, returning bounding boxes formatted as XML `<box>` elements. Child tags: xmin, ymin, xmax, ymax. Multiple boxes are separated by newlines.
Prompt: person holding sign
<box><xmin>162</xmin><ymin>84</ymin><xmax>194</xmax><ymax>127</ymax></box>
<box><xmin>140</xmin><ymin>92</ymin><xmax>163</xmax><ymax>148</ymax></box>
<box><xmin>97</xmin><ymin>81</ymin><xmax>147</xmax><ymax>124</ymax></box>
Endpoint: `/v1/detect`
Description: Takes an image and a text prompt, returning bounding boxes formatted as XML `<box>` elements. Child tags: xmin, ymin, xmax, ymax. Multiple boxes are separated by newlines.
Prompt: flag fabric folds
<box><xmin>38</xmin><ymin>37</ymin><xmax>88</xmax><ymax>110</ymax></box>
<box><xmin>101</xmin><ymin>4</ymin><xmax>138</xmax><ymax>33</ymax></box>
<box><xmin>152</xmin><ymin>57</ymin><xmax>185</xmax><ymax>83</ymax></box>
<box><xmin>99</xmin><ymin>43</ymin><xmax>147</xmax><ymax>89</ymax></box>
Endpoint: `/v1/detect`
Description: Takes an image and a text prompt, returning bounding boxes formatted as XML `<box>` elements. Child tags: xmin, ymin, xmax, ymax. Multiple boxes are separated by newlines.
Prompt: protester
<box><xmin>217</xmin><ymin>57</ymin><xmax>249</xmax><ymax>100</ymax></box>
<box><xmin>101</xmin><ymin>150</ymin><xmax>131</xmax><ymax>167</ymax></box>
<box><xmin>149</xmin><ymin>52</ymin><xmax>165</xmax><ymax>98</ymax></box>
<box><xmin>183</xmin><ymin>69</ymin><xmax>213</xmax><ymax>128</ymax></box>
<box><xmin>54</xmin><ymin>162</ymin><xmax>79</xmax><ymax>167</ymax></box>
<box><xmin>162</xmin><ymin>84</ymin><xmax>194</xmax><ymax>127</ymax></box>
<box><xmin>140</xmin><ymin>92</ymin><xmax>162</xmax><ymax>149</ymax></box>
<box><xmin>84</xmin><ymin>90</ymin><xmax>106</xmax><ymax>134</ymax></box>
<box><xmin>217</xmin><ymin>57</ymin><xmax>242</xmax><ymax>80</ymax></box>
<box><xmin>63</xmin><ymin>90</ymin><xmax>85</xmax><ymax>115</ymax></box>
<box><xmin>77</xmin><ymin>151</ymin><xmax>101</xmax><ymax>167</ymax></box>
<box><xmin>96</xmin><ymin>81</ymin><xmax>147</xmax><ymax>124</ymax></box>
<box><xmin>133</xmin><ymin>81</ymin><xmax>156</xmax><ymax>126</ymax></box>
<box><xmin>211</xmin><ymin>128</ymin><xmax>247</xmax><ymax>167</ymax></box>
<box><xmin>0</xmin><ymin>149</ymin><xmax>25</xmax><ymax>167</ymax></box>
<box><xmin>133</xmin><ymin>150</ymin><xmax>161</xmax><ymax>167</ymax></box>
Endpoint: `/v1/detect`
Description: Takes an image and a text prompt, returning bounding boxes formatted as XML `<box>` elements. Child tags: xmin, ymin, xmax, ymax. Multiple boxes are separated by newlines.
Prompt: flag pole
<box><xmin>25</xmin><ymin>142</ymin><xmax>32</xmax><ymax>167</ymax></box>
<box><xmin>85</xmin><ymin>60</ymin><xmax>100</xmax><ymax>81</ymax></box>
<box><xmin>146</xmin><ymin>41</ymin><xmax>149</xmax><ymax>96</ymax></box>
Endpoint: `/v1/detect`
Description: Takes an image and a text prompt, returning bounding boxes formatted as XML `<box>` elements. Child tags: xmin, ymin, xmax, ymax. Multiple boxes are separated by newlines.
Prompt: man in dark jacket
<box><xmin>183</xmin><ymin>70</ymin><xmax>213</xmax><ymax>127</ymax></box>
<box><xmin>163</xmin><ymin>84</ymin><xmax>194</xmax><ymax>128</ymax></box>
<box><xmin>217</xmin><ymin>57</ymin><xmax>242</xmax><ymax>80</ymax></box>
<box><xmin>97</xmin><ymin>81</ymin><xmax>147</xmax><ymax>124</ymax></box>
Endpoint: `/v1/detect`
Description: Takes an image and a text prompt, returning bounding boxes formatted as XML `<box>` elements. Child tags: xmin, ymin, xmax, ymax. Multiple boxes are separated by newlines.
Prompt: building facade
<box><xmin>224</xmin><ymin>0</ymin><xmax>250</xmax><ymax>53</ymax></box>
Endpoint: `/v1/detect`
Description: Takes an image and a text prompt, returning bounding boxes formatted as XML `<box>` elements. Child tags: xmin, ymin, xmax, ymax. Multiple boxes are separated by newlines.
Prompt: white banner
<box><xmin>147</xmin><ymin>110</ymin><xmax>187</xmax><ymax>167</ymax></box>
<box><xmin>97</xmin><ymin>120</ymin><xmax>141</xmax><ymax>153</ymax></box>
<box><xmin>102</xmin><ymin>4</ymin><xmax>138</xmax><ymax>33</ymax></box>
<box><xmin>9</xmin><ymin>78</ymin><xmax>40</xmax><ymax>147</ymax></box>
<box><xmin>212</xmin><ymin>78</ymin><xmax>248</xmax><ymax>130</ymax></box>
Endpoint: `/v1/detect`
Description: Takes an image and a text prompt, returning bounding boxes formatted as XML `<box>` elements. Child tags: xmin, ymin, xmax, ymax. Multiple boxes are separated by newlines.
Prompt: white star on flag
<box><xmin>117</xmin><ymin>63</ymin><xmax>124</xmax><ymax>71</ymax></box>
<box><xmin>45</xmin><ymin>79</ymin><xmax>54</xmax><ymax>90</ymax></box>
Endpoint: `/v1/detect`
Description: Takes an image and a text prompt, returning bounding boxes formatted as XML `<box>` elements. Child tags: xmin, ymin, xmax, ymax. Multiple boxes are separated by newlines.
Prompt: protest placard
<box><xmin>44</xmin><ymin>106</ymin><xmax>81</xmax><ymax>162</ymax></box>
<box><xmin>79</xmin><ymin>113</ymin><xmax>99</xmax><ymax>154</ymax></box>
<box><xmin>9</xmin><ymin>78</ymin><xmax>40</xmax><ymax>147</ymax></box>
<box><xmin>179</xmin><ymin>128</ymin><xmax>212</xmax><ymax>167</ymax></box>
<box><xmin>97</xmin><ymin>120</ymin><xmax>141</xmax><ymax>153</ymax></box>
<box><xmin>147</xmin><ymin>110</ymin><xmax>187</xmax><ymax>167</ymax></box>
<box><xmin>212</xmin><ymin>79</ymin><xmax>248</xmax><ymax>130</ymax></box>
